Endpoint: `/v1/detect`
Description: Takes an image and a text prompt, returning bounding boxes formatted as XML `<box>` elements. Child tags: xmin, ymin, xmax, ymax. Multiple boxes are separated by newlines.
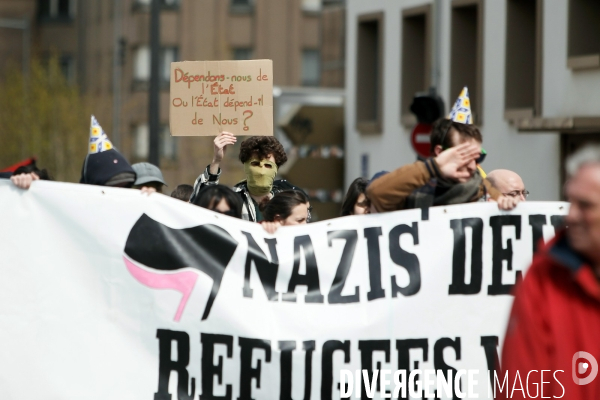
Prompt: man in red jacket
<box><xmin>500</xmin><ymin>145</ymin><xmax>600</xmax><ymax>399</ymax></box>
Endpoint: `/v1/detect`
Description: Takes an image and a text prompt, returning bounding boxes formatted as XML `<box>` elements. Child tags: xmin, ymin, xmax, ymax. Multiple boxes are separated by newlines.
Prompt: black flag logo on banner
<box><xmin>123</xmin><ymin>214</ymin><xmax>238</xmax><ymax>321</ymax></box>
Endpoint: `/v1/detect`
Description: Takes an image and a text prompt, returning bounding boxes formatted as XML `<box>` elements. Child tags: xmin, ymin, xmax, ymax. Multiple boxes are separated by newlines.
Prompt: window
<box><xmin>134</xmin><ymin>124</ymin><xmax>149</xmax><ymax>159</ymax></box>
<box><xmin>356</xmin><ymin>12</ymin><xmax>384</xmax><ymax>134</ymax></box>
<box><xmin>133</xmin><ymin>46</ymin><xmax>151</xmax><ymax>82</ymax></box>
<box><xmin>133</xmin><ymin>0</ymin><xmax>180</xmax><ymax>10</ymax></box>
<box><xmin>232</xmin><ymin>48</ymin><xmax>254</xmax><ymax>60</ymax></box>
<box><xmin>161</xmin><ymin>126</ymin><xmax>177</xmax><ymax>160</ymax></box>
<box><xmin>133</xmin><ymin>124</ymin><xmax>177</xmax><ymax>160</ymax></box>
<box><xmin>505</xmin><ymin>0</ymin><xmax>543</xmax><ymax>119</ymax></box>
<box><xmin>450</xmin><ymin>0</ymin><xmax>483</xmax><ymax>123</ymax></box>
<box><xmin>302</xmin><ymin>0</ymin><xmax>322</xmax><ymax>13</ymax></box>
<box><xmin>38</xmin><ymin>0</ymin><xmax>75</xmax><ymax>20</ymax></box>
<box><xmin>230</xmin><ymin>0</ymin><xmax>253</xmax><ymax>14</ymax></box>
<box><xmin>567</xmin><ymin>0</ymin><xmax>600</xmax><ymax>69</ymax></box>
<box><xmin>401</xmin><ymin>5</ymin><xmax>431</xmax><ymax>124</ymax></box>
<box><xmin>59</xmin><ymin>55</ymin><xmax>75</xmax><ymax>83</ymax></box>
<box><xmin>161</xmin><ymin>47</ymin><xmax>178</xmax><ymax>82</ymax></box>
<box><xmin>302</xmin><ymin>49</ymin><xmax>321</xmax><ymax>86</ymax></box>
<box><xmin>133</xmin><ymin>46</ymin><xmax>178</xmax><ymax>86</ymax></box>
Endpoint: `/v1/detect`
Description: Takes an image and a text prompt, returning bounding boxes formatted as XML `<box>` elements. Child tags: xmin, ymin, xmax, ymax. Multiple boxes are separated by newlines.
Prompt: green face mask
<box><xmin>244</xmin><ymin>158</ymin><xmax>278</xmax><ymax>196</ymax></box>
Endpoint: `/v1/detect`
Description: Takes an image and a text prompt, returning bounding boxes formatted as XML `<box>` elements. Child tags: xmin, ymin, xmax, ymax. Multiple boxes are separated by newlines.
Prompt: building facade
<box><xmin>0</xmin><ymin>0</ymin><xmax>345</xmax><ymax>190</ymax></box>
<box><xmin>345</xmin><ymin>0</ymin><xmax>600</xmax><ymax>201</ymax></box>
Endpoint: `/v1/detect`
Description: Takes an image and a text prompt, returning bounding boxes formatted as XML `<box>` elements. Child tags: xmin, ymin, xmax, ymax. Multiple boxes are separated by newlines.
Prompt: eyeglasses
<box><xmin>477</xmin><ymin>148</ymin><xmax>487</xmax><ymax>164</ymax></box>
<box><xmin>503</xmin><ymin>190</ymin><xmax>529</xmax><ymax>199</ymax></box>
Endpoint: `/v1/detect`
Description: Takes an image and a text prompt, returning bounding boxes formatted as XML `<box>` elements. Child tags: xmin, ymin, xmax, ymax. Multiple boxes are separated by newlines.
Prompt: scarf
<box><xmin>405</xmin><ymin>171</ymin><xmax>484</xmax><ymax>209</ymax></box>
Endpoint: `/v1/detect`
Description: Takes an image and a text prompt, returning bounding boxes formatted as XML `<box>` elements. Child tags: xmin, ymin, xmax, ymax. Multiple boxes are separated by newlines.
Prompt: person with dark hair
<box><xmin>9</xmin><ymin>162</ymin><xmax>52</xmax><ymax>189</ymax></box>
<box><xmin>367</xmin><ymin>87</ymin><xmax>519</xmax><ymax>212</ymax></box>
<box><xmin>80</xmin><ymin>116</ymin><xmax>136</xmax><ymax>188</ymax></box>
<box><xmin>170</xmin><ymin>184</ymin><xmax>194</xmax><ymax>201</ymax></box>
<box><xmin>341</xmin><ymin>177</ymin><xmax>370</xmax><ymax>216</ymax></box>
<box><xmin>190</xmin><ymin>131</ymin><xmax>301</xmax><ymax>222</ymax></box>
<box><xmin>429</xmin><ymin>119</ymin><xmax>483</xmax><ymax>155</ymax></box>
<box><xmin>260</xmin><ymin>190</ymin><xmax>310</xmax><ymax>233</ymax></box>
<box><xmin>191</xmin><ymin>184</ymin><xmax>243</xmax><ymax>218</ymax></box>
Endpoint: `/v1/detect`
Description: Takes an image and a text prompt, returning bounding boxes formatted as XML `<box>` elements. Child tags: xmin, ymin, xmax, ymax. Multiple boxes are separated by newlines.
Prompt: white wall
<box><xmin>343</xmin><ymin>0</ymin><xmax>600</xmax><ymax>201</ymax></box>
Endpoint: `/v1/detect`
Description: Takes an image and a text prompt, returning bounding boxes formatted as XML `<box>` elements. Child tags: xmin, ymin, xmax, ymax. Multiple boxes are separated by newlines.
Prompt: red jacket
<box><xmin>500</xmin><ymin>230</ymin><xmax>600</xmax><ymax>399</ymax></box>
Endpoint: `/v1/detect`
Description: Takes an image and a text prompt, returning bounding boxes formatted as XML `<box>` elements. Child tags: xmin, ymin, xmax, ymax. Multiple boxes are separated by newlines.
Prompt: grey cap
<box><xmin>132</xmin><ymin>162</ymin><xmax>167</xmax><ymax>187</ymax></box>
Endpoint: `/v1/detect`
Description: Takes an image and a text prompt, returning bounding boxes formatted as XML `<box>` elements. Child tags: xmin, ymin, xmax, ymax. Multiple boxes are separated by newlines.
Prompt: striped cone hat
<box><xmin>447</xmin><ymin>87</ymin><xmax>472</xmax><ymax>125</ymax></box>
<box><xmin>88</xmin><ymin>115</ymin><xmax>114</xmax><ymax>154</ymax></box>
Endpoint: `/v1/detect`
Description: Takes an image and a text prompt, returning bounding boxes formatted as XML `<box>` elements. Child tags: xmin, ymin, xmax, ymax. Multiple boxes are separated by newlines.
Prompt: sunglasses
<box><xmin>440</xmin><ymin>121</ymin><xmax>487</xmax><ymax>164</ymax></box>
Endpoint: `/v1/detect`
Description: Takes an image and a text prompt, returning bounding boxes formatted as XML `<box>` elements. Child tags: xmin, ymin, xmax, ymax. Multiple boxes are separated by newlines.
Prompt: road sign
<box><xmin>410</xmin><ymin>123</ymin><xmax>433</xmax><ymax>158</ymax></box>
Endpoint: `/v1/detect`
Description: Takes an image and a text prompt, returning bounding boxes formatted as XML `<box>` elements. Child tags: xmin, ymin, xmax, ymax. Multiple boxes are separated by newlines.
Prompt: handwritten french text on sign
<box><xmin>169</xmin><ymin>60</ymin><xmax>273</xmax><ymax>136</ymax></box>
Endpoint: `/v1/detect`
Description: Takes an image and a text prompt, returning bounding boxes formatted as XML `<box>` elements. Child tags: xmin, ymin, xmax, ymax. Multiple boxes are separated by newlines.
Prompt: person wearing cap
<box><xmin>367</xmin><ymin>87</ymin><xmax>520</xmax><ymax>212</ymax></box>
<box><xmin>80</xmin><ymin>116</ymin><xmax>136</xmax><ymax>188</ymax></box>
<box><xmin>132</xmin><ymin>162</ymin><xmax>167</xmax><ymax>194</ymax></box>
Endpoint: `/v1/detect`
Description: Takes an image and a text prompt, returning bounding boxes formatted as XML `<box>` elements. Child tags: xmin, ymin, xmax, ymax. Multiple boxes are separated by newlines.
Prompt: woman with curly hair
<box><xmin>189</xmin><ymin>132</ymin><xmax>303</xmax><ymax>222</ymax></box>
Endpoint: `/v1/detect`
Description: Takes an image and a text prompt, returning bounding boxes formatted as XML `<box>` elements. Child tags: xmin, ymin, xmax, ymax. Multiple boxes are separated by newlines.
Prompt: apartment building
<box><xmin>0</xmin><ymin>0</ymin><xmax>345</xmax><ymax>192</ymax></box>
<box><xmin>346</xmin><ymin>0</ymin><xmax>600</xmax><ymax>201</ymax></box>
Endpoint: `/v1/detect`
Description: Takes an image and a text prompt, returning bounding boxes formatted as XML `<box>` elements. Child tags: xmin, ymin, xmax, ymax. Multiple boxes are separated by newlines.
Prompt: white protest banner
<box><xmin>169</xmin><ymin>60</ymin><xmax>273</xmax><ymax>136</ymax></box>
<box><xmin>0</xmin><ymin>180</ymin><xmax>567</xmax><ymax>399</ymax></box>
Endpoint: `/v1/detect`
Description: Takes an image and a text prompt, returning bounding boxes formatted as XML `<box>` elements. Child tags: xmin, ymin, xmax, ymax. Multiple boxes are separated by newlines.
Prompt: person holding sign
<box><xmin>189</xmin><ymin>132</ymin><xmax>303</xmax><ymax>222</ymax></box>
<box><xmin>367</xmin><ymin>87</ymin><xmax>519</xmax><ymax>212</ymax></box>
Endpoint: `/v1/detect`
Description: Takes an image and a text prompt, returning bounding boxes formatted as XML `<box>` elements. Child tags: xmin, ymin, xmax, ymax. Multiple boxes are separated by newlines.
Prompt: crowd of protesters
<box><xmin>7</xmin><ymin>86</ymin><xmax>600</xmax><ymax>398</ymax></box>
<box><xmin>3</xmin><ymin>87</ymin><xmax>529</xmax><ymax>232</ymax></box>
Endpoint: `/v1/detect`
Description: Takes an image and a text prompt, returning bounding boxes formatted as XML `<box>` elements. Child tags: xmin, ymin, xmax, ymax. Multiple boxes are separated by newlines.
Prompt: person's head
<box><xmin>80</xmin><ymin>150</ymin><xmax>136</xmax><ymax>187</ymax></box>
<box><xmin>239</xmin><ymin>136</ymin><xmax>288</xmax><ymax>196</ymax></box>
<box><xmin>487</xmin><ymin>169</ymin><xmax>528</xmax><ymax>201</ymax></box>
<box><xmin>263</xmin><ymin>190</ymin><xmax>310</xmax><ymax>225</ymax></box>
<box><xmin>170</xmin><ymin>184</ymin><xmax>194</xmax><ymax>202</ymax></box>
<box><xmin>430</xmin><ymin>119</ymin><xmax>484</xmax><ymax>183</ymax></box>
<box><xmin>132</xmin><ymin>162</ymin><xmax>167</xmax><ymax>193</ymax></box>
<box><xmin>81</xmin><ymin>115</ymin><xmax>136</xmax><ymax>187</ymax></box>
<box><xmin>341</xmin><ymin>177</ymin><xmax>370</xmax><ymax>216</ymax></box>
<box><xmin>192</xmin><ymin>184</ymin><xmax>242</xmax><ymax>218</ymax></box>
<box><xmin>564</xmin><ymin>145</ymin><xmax>600</xmax><ymax>263</ymax></box>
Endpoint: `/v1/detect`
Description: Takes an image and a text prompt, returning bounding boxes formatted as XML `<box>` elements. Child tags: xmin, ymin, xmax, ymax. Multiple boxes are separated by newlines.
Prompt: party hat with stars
<box><xmin>88</xmin><ymin>115</ymin><xmax>114</xmax><ymax>154</ymax></box>
<box><xmin>447</xmin><ymin>87</ymin><xmax>472</xmax><ymax>125</ymax></box>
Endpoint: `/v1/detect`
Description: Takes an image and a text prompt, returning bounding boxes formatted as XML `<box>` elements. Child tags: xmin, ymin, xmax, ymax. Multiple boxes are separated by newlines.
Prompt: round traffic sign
<box><xmin>410</xmin><ymin>123</ymin><xmax>433</xmax><ymax>158</ymax></box>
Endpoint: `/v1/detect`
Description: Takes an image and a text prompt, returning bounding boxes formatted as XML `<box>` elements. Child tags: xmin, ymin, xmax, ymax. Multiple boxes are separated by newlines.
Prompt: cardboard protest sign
<box><xmin>169</xmin><ymin>59</ymin><xmax>273</xmax><ymax>136</ymax></box>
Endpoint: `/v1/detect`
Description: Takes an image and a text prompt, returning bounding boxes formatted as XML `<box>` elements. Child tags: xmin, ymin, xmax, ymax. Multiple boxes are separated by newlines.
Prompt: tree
<box><xmin>0</xmin><ymin>56</ymin><xmax>91</xmax><ymax>182</ymax></box>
